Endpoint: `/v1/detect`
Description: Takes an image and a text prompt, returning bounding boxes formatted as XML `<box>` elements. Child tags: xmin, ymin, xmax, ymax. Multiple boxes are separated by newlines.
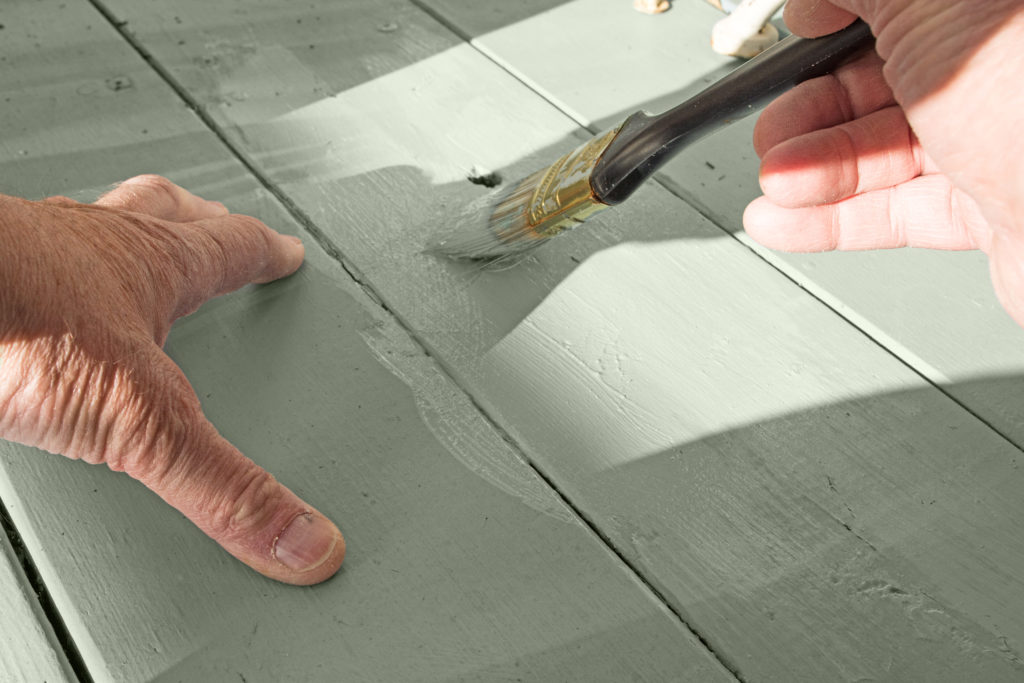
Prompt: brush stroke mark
<box><xmin>360</xmin><ymin>322</ymin><xmax>578</xmax><ymax>525</ymax></box>
<box><xmin>853</xmin><ymin>578</ymin><xmax>1024</xmax><ymax>670</ymax></box>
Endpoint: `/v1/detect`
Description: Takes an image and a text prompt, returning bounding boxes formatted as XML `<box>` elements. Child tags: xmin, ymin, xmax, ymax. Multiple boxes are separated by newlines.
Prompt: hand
<box><xmin>0</xmin><ymin>175</ymin><xmax>344</xmax><ymax>585</ymax></box>
<box><xmin>743</xmin><ymin>0</ymin><xmax>1024</xmax><ymax>326</ymax></box>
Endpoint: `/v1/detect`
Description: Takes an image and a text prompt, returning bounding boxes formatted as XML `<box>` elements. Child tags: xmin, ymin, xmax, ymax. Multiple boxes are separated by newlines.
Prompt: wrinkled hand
<box><xmin>743</xmin><ymin>0</ymin><xmax>1024</xmax><ymax>325</ymax></box>
<box><xmin>0</xmin><ymin>175</ymin><xmax>344</xmax><ymax>585</ymax></box>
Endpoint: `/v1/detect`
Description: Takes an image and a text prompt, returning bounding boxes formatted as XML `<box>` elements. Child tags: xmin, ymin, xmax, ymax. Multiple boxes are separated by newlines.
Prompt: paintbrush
<box><xmin>435</xmin><ymin>19</ymin><xmax>873</xmax><ymax>260</ymax></box>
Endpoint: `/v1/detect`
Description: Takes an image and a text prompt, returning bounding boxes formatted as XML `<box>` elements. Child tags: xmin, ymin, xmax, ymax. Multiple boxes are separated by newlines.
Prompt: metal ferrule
<box><xmin>496</xmin><ymin>127</ymin><xmax>620</xmax><ymax>244</ymax></box>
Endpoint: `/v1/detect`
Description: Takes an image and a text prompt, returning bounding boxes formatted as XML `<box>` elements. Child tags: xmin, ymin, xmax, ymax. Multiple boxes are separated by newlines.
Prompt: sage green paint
<box><xmin>0</xmin><ymin>528</ymin><xmax>74</xmax><ymax>682</ymax></box>
<box><xmin>0</xmin><ymin>1</ymin><xmax>736</xmax><ymax>681</ymax></box>
<box><xmin>412</xmin><ymin>0</ymin><xmax>576</xmax><ymax>37</ymax></box>
<box><xmin>85</xmin><ymin>0</ymin><xmax>1024</xmax><ymax>681</ymax></box>
<box><xmin>5</xmin><ymin>0</ymin><xmax>1024</xmax><ymax>681</ymax></box>
<box><xmin>437</xmin><ymin>0</ymin><xmax>1024</xmax><ymax>445</ymax></box>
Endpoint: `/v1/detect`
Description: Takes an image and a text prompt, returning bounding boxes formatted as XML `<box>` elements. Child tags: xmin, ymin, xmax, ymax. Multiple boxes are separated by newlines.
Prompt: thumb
<box><xmin>117</xmin><ymin>349</ymin><xmax>345</xmax><ymax>585</ymax></box>
<box><xmin>783</xmin><ymin>0</ymin><xmax>858</xmax><ymax>38</ymax></box>
<box><xmin>988</xmin><ymin>228</ymin><xmax>1024</xmax><ymax>330</ymax></box>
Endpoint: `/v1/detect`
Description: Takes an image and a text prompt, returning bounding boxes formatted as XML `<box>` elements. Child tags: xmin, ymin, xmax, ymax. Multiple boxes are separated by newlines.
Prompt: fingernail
<box><xmin>273</xmin><ymin>513</ymin><xmax>338</xmax><ymax>572</ymax></box>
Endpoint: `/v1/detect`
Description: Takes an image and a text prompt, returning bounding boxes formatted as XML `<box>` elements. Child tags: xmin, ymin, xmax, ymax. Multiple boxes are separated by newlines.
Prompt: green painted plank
<box><xmin>0</xmin><ymin>526</ymin><xmax>74</xmax><ymax>683</ymax></box>
<box><xmin>95</xmin><ymin>0</ymin><xmax>1024</xmax><ymax>680</ymax></box>
<box><xmin>411</xmin><ymin>0</ymin><xmax>573</xmax><ymax>38</ymax></box>
<box><xmin>0</xmin><ymin>1</ymin><xmax>733</xmax><ymax>681</ymax></box>
<box><xmin>432</xmin><ymin>0</ymin><xmax>1024</xmax><ymax>444</ymax></box>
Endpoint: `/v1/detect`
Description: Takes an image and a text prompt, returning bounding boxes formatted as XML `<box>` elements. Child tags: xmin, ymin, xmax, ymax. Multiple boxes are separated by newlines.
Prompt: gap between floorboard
<box><xmin>85</xmin><ymin>2</ymin><xmax>1024</xmax><ymax>681</ymax></box>
<box><xmin>85</xmin><ymin>1</ymin><xmax>1024</xmax><ymax>677</ymax></box>
<box><xmin>81</xmin><ymin>2</ymin><xmax>750</xmax><ymax>675</ymax></box>
<box><xmin>0</xmin><ymin>495</ymin><xmax>93</xmax><ymax>683</ymax></box>
<box><xmin>405</xmin><ymin>0</ymin><xmax>1024</xmax><ymax>460</ymax></box>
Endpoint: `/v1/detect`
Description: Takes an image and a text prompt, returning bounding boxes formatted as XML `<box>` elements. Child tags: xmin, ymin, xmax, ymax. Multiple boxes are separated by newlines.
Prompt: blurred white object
<box><xmin>710</xmin><ymin>0</ymin><xmax>785</xmax><ymax>58</ymax></box>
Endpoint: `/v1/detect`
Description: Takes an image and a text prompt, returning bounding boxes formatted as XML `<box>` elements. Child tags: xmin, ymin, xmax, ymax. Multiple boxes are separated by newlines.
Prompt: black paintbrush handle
<box><xmin>591</xmin><ymin>19</ymin><xmax>875</xmax><ymax>205</ymax></box>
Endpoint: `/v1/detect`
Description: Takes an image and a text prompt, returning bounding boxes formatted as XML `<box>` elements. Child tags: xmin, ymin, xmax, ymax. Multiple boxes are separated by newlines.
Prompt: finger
<box><xmin>988</xmin><ymin>229</ymin><xmax>1024</xmax><ymax>329</ymax></box>
<box><xmin>759</xmin><ymin>105</ymin><xmax>937</xmax><ymax>207</ymax></box>
<box><xmin>754</xmin><ymin>51</ymin><xmax>893</xmax><ymax>157</ymax></box>
<box><xmin>96</xmin><ymin>175</ymin><xmax>229</xmax><ymax>222</ymax></box>
<box><xmin>42</xmin><ymin>195</ymin><xmax>83</xmax><ymax>208</ymax></box>
<box><xmin>170</xmin><ymin>214</ymin><xmax>305</xmax><ymax>320</ymax></box>
<box><xmin>782</xmin><ymin>0</ymin><xmax>858</xmax><ymax>38</ymax></box>
<box><xmin>110</xmin><ymin>348</ymin><xmax>345</xmax><ymax>585</ymax></box>
<box><xmin>743</xmin><ymin>174</ymin><xmax>991</xmax><ymax>252</ymax></box>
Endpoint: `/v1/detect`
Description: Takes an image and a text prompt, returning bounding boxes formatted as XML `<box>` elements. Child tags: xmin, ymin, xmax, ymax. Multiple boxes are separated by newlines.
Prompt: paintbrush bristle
<box><xmin>431</xmin><ymin>128</ymin><xmax>622</xmax><ymax>261</ymax></box>
<box><xmin>429</xmin><ymin>171</ymin><xmax>548</xmax><ymax>261</ymax></box>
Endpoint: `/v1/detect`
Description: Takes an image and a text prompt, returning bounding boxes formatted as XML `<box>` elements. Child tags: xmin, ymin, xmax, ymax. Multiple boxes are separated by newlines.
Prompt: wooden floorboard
<box><xmin>0</xmin><ymin>520</ymin><xmax>74</xmax><ymax>683</ymax></box>
<box><xmin>79</xmin><ymin>0</ymin><xmax>1024</xmax><ymax>680</ymax></box>
<box><xmin>443</xmin><ymin>0</ymin><xmax>1024</xmax><ymax>446</ymax></box>
<box><xmin>0</xmin><ymin>1</ymin><xmax>735</xmax><ymax>681</ymax></box>
<box><xmin>408</xmin><ymin>0</ymin><xmax>574</xmax><ymax>39</ymax></box>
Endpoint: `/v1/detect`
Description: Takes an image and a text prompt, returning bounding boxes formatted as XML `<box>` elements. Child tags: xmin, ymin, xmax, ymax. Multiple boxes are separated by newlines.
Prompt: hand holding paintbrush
<box><xmin>747</xmin><ymin>0</ymin><xmax>1024</xmax><ymax>327</ymax></box>
<box><xmin>437</xmin><ymin>0</ymin><xmax>1024</xmax><ymax>333</ymax></box>
<box><xmin>433</xmin><ymin>18</ymin><xmax>874</xmax><ymax>261</ymax></box>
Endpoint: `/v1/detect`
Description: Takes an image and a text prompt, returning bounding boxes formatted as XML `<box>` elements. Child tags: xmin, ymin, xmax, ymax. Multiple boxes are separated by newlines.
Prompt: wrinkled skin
<box><xmin>744</xmin><ymin>0</ymin><xmax>1024</xmax><ymax>326</ymax></box>
<box><xmin>0</xmin><ymin>175</ymin><xmax>344</xmax><ymax>585</ymax></box>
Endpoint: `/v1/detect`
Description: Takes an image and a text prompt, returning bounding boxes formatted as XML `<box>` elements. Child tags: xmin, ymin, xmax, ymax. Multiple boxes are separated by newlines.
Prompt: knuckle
<box><xmin>42</xmin><ymin>195</ymin><xmax>80</xmax><ymax>208</ymax></box>
<box><xmin>195</xmin><ymin>215</ymin><xmax>277</xmax><ymax>281</ymax></box>
<box><xmin>231</xmin><ymin>214</ymin><xmax>275</xmax><ymax>246</ymax></box>
<box><xmin>119</xmin><ymin>175</ymin><xmax>180</xmax><ymax>213</ymax></box>
<box><xmin>125</xmin><ymin>173</ymin><xmax>176</xmax><ymax>194</ymax></box>
<box><xmin>208</xmin><ymin>467</ymin><xmax>285</xmax><ymax>537</ymax></box>
<box><xmin>0</xmin><ymin>340</ymin><xmax>40</xmax><ymax>446</ymax></box>
<box><xmin>0</xmin><ymin>335</ymin><xmax>187</xmax><ymax>471</ymax></box>
<box><xmin>108</xmin><ymin>362</ymin><xmax>202</xmax><ymax>478</ymax></box>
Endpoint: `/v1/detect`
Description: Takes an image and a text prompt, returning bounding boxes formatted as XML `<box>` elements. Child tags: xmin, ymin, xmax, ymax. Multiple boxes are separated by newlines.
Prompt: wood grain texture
<box><xmin>0</xmin><ymin>1</ymin><xmax>734</xmax><ymax>681</ymax></box>
<box><xmin>92</xmin><ymin>0</ymin><xmax>1024</xmax><ymax>681</ymax></box>
<box><xmin>0</xmin><ymin>528</ymin><xmax>73</xmax><ymax>683</ymax></box>
<box><xmin>410</xmin><ymin>0</ymin><xmax>574</xmax><ymax>38</ymax></box>
<box><xmin>438</xmin><ymin>0</ymin><xmax>1024</xmax><ymax>445</ymax></box>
